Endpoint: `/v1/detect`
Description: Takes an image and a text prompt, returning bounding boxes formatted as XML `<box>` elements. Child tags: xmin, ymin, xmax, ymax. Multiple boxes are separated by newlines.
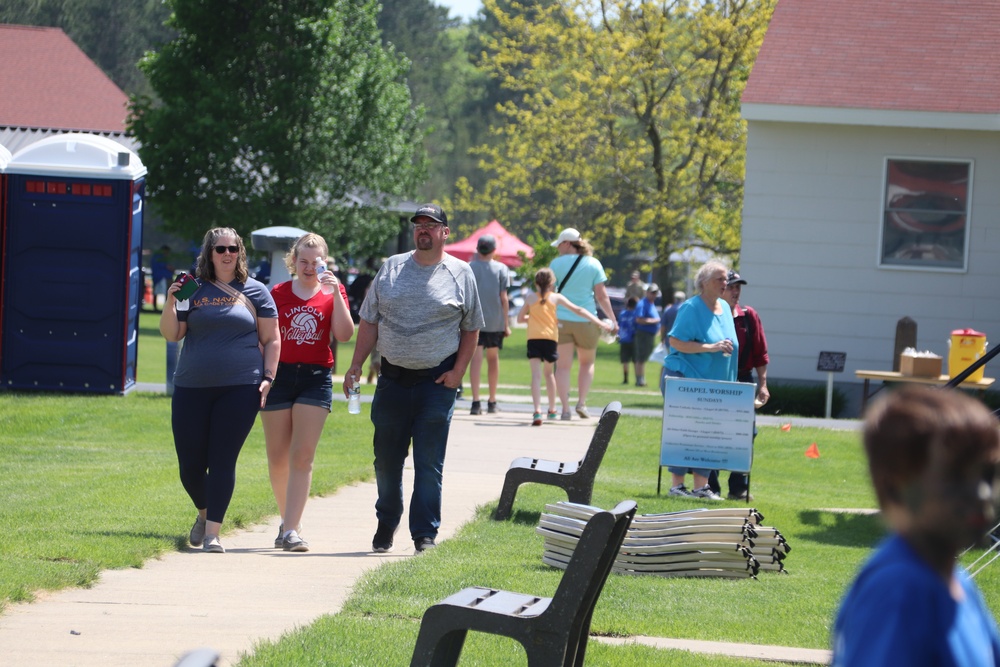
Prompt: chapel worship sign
<box><xmin>661</xmin><ymin>378</ymin><xmax>756</xmax><ymax>473</ymax></box>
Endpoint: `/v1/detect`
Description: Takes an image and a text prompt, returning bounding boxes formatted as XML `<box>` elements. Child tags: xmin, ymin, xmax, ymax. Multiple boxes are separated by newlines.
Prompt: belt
<box><xmin>380</xmin><ymin>353</ymin><xmax>457</xmax><ymax>387</ymax></box>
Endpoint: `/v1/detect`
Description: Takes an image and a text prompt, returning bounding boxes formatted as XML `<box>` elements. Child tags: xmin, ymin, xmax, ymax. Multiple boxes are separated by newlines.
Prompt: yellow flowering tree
<box><xmin>457</xmin><ymin>0</ymin><xmax>774</xmax><ymax>275</ymax></box>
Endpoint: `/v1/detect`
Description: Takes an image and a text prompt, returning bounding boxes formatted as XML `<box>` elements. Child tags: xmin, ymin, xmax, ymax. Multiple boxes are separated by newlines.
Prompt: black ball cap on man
<box><xmin>411</xmin><ymin>203</ymin><xmax>448</xmax><ymax>225</ymax></box>
<box><xmin>477</xmin><ymin>234</ymin><xmax>496</xmax><ymax>255</ymax></box>
<box><xmin>727</xmin><ymin>270</ymin><xmax>747</xmax><ymax>286</ymax></box>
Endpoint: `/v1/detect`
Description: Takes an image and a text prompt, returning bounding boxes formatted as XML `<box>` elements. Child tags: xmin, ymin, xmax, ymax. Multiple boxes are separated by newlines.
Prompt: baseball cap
<box><xmin>727</xmin><ymin>270</ymin><xmax>747</xmax><ymax>286</ymax></box>
<box><xmin>550</xmin><ymin>228</ymin><xmax>581</xmax><ymax>247</ymax></box>
<box><xmin>646</xmin><ymin>283</ymin><xmax>660</xmax><ymax>293</ymax></box>
<box><xmin>410</xmin><ymin>204</ymin><xmax>448</xmax><ymax>225</ymax></box>
<box><xmin>477</xmin><ymin>234</ymin><xmax>497</xmax><ymax>254</ymax></box>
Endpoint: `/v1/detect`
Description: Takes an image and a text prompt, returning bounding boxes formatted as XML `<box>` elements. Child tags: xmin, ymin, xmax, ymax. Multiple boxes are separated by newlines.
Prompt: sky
<box><xmin>437</xmin><ymin>0</ymin><xmax>483</xmax><ymax>21</ymax></box>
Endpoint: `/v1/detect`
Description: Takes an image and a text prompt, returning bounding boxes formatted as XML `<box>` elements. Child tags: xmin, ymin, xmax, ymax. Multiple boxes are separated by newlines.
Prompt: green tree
<box><xmin>129</xmin><ymin>0</ymin><xmax>426</xmax><ymax>257</ymax></box>
<box><xmin>458</xmin><ymin>0</ymin><xmax>773</xmax><ymax>282</ymax></box>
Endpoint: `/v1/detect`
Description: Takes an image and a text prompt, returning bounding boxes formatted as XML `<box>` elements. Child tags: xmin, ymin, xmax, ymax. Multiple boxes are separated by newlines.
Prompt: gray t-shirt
<box><xmin>469</xmin><ymin>256</ymin><xmax>510</xmax><ymax>333</ymax></box>
<box><xmin>360</xmin><ymin>252</ymin><xmax>484</xmax><ymax>370</ymax></box>
<box><xmin>174</xmin><ymin>278</ymin><xmax>278</xmax><ymax>387</ymax></box>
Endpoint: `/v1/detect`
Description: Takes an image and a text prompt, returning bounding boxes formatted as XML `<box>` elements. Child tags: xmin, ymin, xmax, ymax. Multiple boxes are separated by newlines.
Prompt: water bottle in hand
<box><xmin>722</xmin><ymin>338</ymin><xmax>733</xmax><ymax>358</ymax></box>
<box><xmin>347</xmin><ymin>379</ymin><xmax>361</xmax><ymax>414</ymax></box>
<box><xmin>316</xmin><ymin>262</ymin><xmax>334</xmax><ymax>295</ymax></box>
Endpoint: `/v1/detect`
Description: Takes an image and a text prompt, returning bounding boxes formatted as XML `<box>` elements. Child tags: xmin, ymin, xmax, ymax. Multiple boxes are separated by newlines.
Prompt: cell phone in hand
<box><xmin>174</xmin><ymin>272</ymin><xmax>199</xmax><ymax>301</ymax></box>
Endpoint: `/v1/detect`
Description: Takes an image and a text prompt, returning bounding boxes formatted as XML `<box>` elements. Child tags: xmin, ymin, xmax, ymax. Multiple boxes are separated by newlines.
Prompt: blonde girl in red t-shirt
<box><xmin>260</xmin><ymin>233</ymin><xmax>354</xmax><ymax>552</ymax></box>
<box><xmin>517</xmin><ymin>268</ymin><xmax>612</xmax><ymax>426</ymax></box>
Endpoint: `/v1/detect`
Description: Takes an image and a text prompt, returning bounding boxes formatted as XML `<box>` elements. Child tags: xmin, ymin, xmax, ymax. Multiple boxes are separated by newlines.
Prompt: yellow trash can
<box><xmin>948</xmin><ymin>328</ymin><xmax>987</xmax><ymax>382</ymax></box>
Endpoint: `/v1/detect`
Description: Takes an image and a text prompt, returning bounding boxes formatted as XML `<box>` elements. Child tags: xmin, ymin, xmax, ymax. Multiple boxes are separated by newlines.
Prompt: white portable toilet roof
<box><xmin>251</xmin><ymin>226</ymin><xmax>309</xmax><ymax>253</ymax></box>
<box><xmin>0</xmin><ymin>143</ymin><xmax>11</xmax><ymax>171</ymax></box>
<box><xmin>6</xmin><ymin>132</ymin><xmax>146</xmax><ymax>179</ymax></box>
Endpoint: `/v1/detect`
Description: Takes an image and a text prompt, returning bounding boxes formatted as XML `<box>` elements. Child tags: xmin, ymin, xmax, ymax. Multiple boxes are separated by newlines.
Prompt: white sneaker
<box><xmin>691</xmin><ymin>485</ymin><xmax>723</xmax><ymax>501</ymax></box>
<box><xmin>668</xmin><ymin>484</ymin><xmax>693</xmax><ymax>497</ymax></box>
<box><xmin>202</xmin><ymin>535</ymin><xmax>225</xmax><ymax>553</ymax></box>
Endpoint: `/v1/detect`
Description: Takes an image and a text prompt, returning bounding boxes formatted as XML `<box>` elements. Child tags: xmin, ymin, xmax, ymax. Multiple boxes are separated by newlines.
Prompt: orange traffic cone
<box><xmin>781</xmin><ymin>423</ymin><xmax>792</xmax><ymax>432</ymax></box>
<box><xmin>805</xmin><ymin>443</ymin><xmax>820</xmax><ymax>458</ymax></box>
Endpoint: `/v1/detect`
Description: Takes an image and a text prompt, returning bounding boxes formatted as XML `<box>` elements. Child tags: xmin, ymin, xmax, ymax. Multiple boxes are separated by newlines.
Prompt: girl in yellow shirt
<box><xmin>518</xmin><ymin>268</ymin><xmax>613</xmax><ymax>425</ymax></box>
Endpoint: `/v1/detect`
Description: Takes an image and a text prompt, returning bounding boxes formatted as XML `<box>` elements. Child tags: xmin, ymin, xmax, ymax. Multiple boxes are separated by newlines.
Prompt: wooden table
<box><xmin>855</xmin><ymin>370</ymin><xmax>995</xmax><ymax>410</ymax></box>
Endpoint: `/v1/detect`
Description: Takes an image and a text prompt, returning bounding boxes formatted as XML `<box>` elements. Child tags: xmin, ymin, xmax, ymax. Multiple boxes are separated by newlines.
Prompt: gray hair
<box><xmin>694</xmin><ymin>260</ymin><xmax>729</xmax><ymax>292</ymax></box>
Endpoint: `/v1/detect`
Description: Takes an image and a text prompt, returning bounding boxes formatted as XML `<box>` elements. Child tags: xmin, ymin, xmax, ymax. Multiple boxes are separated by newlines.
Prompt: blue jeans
<box><xmin>370</xmin><ymin>374</ymin><xmax>457</xmax><ymax>540</ymax></box>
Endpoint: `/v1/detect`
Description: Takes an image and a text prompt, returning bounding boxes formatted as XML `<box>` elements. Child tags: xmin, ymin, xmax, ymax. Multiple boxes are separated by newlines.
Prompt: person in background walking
<box><xmin>633</xmin><ymin>283</ymin><xmax>661</xmax><ymax>387</ymax></box>
<box><xmin>832</xmin><ymin>386</ymin><xmax>1000</xmax><ymax>666</ymax></box>
<box><xmin>150</xmin><ymin>244</ymin><xmax>174</xmax><ymax>312</ymax></box>
<box><xmin>344</xmin><ymin>204</ymin><xmax>483</xmax><ymax>554</ymax></box>
<box><xmin>618</xmin><ymin>297</ymin><xmax>638</xmax><ymax>385</ymax></box>
<box><xmin>468</xmin><ymin>234</ymin><xmax>511</xmax><ymax>415</ymax></box>
<box><xmin>160</xmin><ymin>228</ymin><xmax>280</xmax><ymax>553</ymax></box>
<box><xmin>260</xmin><ymin>233</ymin><xmax>355</xmax><ymax>552</ymax></box>
<box><xmin>549</xmin><ymin>228</ymin><xmax>618</xmax><ymax>420</ymax></box>
<box><xmin>518</xmin><ymin>268</ymin><xmax>613</xmax><ymax>426</ymax></box>
<box><xmin>625</xmin><ymin>270</ymin><xmax>647</xmax><ymax>302</ymax></box>
<box><xmin>660</xmin><ymin>290</ymin><xmax>686</xmax><ymax>351</ymax></box>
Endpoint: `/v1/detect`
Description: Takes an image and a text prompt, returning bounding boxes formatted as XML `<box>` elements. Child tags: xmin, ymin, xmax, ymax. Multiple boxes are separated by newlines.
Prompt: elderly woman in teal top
<box><xmin>661</xmin><ymin>260</ymin><xmax>738</xmax><ymax>500</ymax></box>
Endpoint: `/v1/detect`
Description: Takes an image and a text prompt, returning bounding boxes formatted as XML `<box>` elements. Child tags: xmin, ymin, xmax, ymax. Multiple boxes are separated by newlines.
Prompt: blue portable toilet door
<box><xmin>1</xmin><ymin>174</ymin><xmax>136</xmax><ymax>393</ymax></box>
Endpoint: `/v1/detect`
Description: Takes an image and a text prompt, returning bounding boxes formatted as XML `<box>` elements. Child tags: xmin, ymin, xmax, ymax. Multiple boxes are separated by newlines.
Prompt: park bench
<box><xmin>409</xmin><ymin>499</ymin><xmax>637</xmax><ymax>667</ymax></box>
<box><xmin>493</xmin><ymin>401</ymin><xmax>621</xmax><ymax>520</ymax></box>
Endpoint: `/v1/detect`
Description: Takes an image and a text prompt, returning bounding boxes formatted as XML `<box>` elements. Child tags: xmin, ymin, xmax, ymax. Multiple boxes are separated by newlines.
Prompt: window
<box><xmin>880</xmin><ymin>158</ymin><xmax>972</xmax><ymax>271</ymax></box>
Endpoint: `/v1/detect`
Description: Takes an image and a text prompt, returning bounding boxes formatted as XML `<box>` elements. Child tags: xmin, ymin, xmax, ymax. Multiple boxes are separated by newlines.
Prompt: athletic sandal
<box><xmin>282</xmin><ymin>530</ymin><xmax>309</xmax><ymax>552</ymax></box>
<box><xmin>532</xmin><ymin>413</ymin><xmax>543</xmax><ymax>426</ymax></box>
<box><xmin>547</xmin><ymin>410</ymin><xmax>558</xmax><ymax>420</ymax></box>
<box><xmin>274</xmin><ymin>522</ymin><xmax>284</xmax><ymax>548</ymax></box>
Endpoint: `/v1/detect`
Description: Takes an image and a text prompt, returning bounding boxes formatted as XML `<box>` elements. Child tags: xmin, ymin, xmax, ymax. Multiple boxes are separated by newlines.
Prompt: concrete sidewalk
<box><xmin>0</xmin><ymin>396</ymin><xmax>833</xmax><ymax>666</ymax></box>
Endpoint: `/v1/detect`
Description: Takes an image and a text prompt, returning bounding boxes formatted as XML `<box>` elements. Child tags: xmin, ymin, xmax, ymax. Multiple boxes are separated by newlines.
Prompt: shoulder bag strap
<box><xmin>557</xmin><ymin>254</ymin><xmax>585</xmax><ymax>293</ymax></box>
<box><xmin>213</xmin><ymin>280</ymin><xmax>258</xmax><ymax>319</ymax></box>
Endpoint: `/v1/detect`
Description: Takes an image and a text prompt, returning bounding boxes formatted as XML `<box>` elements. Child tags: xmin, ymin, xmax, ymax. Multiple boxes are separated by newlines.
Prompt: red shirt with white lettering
<box><xmin>271</xmin><ymin>280</ymin><xmax>348</xmax><ymax>367</ymax></box>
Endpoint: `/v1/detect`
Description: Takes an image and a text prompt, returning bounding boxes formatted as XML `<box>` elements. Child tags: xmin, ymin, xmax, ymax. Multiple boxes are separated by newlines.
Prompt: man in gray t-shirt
<box><xmin>345</xmin><ymin>203</ymin><xmax>483</xmax><ymax>555</ymax></box>
<box><xmin>467</xmin><ymin>234</ymin><xmax>511</xmax><ymax>415</ymax></box>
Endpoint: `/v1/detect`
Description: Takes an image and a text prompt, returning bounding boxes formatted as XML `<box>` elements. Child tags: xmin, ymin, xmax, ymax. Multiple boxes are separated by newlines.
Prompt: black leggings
<box><xmin>171</xmin><ymin>384</ymin><xmax>260</xmax><ymax>524</ymax></box>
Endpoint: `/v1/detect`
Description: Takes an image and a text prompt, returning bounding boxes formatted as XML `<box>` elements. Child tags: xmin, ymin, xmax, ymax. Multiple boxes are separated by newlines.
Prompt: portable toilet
<box><xmin>0</xmin><ymin>143</ymin><xmax>11</xmax><ymax>360</ymax></box>
<box><xmin>250</xmin><ymin>226</ymin><xmax>309</xmax><ymax>285</ymax></box>
<box><xmin>0</xmin><ymin>133</ymin><xmax>147</xmax><ymax>394</ymax></box>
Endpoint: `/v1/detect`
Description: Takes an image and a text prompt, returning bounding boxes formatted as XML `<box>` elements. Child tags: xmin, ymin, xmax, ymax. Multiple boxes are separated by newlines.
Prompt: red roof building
<box><xmin>737</xmin><ymin>0</ymin><xmax>1000</xmax><ymax>404</ymax></box>
<box><xmin>742</xmin><ymin>0</ymin><xmax>1000</xmax><ymax>128</ymax></box>
<box><xmin>0</xmin><ymin>24</ymin><xmax>132</xmax><ymax>153</ymax></box>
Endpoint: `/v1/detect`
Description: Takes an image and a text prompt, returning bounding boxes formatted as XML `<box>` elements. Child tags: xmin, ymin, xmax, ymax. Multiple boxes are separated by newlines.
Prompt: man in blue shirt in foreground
<box><xmin>832</xmin><ymin>385</ymin><xmax>1000</xmax><ymax>666</ymax></box>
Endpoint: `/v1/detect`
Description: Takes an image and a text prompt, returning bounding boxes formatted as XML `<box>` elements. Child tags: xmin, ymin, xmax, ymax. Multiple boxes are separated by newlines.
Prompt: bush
<box><xmin>759</xmin><ymin>382</ymin><xmax>847</xmax><ymax>418</ymax></box>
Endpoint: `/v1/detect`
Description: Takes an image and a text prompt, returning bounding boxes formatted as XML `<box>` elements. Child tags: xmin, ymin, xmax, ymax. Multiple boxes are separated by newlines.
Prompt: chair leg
<box><xmin>410</xmin><ymin>626</ymin><xmax>469</xmax><ymax>667</ymax></box>
<box><xmin>493</xmin><ymin>476</ymin><xmax>521</xmax><ymax>520</ymax></box>
<box><xmin>525</xmin><ymin>640</ymin><xmax>572</xmax><ymax>667</ymax></box>
<box><xmin>565</xmin><ymin>483</ymin><xmax>593</xmax><ymax>506</ymax></box>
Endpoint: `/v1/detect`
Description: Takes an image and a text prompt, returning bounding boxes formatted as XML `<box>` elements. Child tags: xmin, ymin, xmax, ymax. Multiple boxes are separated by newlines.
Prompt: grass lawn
<box><xmin>2</xmin><ymin>311</ymin><xmax>996</xmax><ymax>665</ymax></box>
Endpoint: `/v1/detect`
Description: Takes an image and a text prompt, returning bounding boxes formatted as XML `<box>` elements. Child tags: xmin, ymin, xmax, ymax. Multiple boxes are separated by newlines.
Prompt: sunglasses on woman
<box><xmin>214</xmin><ymin>245</ymin><xmax>240</xmax><ymax>254</ymax></box>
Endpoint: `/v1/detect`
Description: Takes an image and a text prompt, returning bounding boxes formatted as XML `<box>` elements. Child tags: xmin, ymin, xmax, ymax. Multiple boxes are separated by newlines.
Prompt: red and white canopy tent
<box><xmin>444</xmin><ymin>219</ymin><xmax>535</xmax><ymax>268</ymax></box>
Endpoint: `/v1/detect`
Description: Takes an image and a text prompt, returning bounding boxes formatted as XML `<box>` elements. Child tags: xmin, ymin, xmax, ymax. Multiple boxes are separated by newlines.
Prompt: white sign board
<box><xmin>660</xmin><ymin>377</ymin><xmax>756</xmax><ymax>473</ymax></box>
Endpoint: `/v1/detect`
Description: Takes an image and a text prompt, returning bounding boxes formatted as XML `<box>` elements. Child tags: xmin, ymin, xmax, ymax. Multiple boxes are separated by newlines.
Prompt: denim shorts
<box><xmin>261</xmin><ymin>362</ymin><xmax>333</xmax><ymax>412</ymax></box>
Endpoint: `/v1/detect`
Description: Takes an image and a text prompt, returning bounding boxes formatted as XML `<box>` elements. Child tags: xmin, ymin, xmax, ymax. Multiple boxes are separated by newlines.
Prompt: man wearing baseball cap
<box><xmin>716</xmin><ymin>269</ymin><xmax>769</xmax><ymax>501</ymax></box>
<box><xmin>345</xmin><ymin>203</ymin><xmax>484</xmax><ymax>553</ymax></box>
<box><xmin>468</xmin><ymin>234</ymin><xmax>511</xmax><ymax>415</ymax></box>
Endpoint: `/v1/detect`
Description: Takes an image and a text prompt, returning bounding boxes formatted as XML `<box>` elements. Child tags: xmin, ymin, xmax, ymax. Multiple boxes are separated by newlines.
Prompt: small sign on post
<box><xmin>817</xmin><ymin>351</ymin><xmax>846</xmax><ymax>418</ymax></box>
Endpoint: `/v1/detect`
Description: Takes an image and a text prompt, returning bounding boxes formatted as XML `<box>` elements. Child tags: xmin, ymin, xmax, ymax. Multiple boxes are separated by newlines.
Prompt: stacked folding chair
<box><xmin>538</xmin><ymin>503</ymin><xmax>791</xmax><ymax>580</ymax></box>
